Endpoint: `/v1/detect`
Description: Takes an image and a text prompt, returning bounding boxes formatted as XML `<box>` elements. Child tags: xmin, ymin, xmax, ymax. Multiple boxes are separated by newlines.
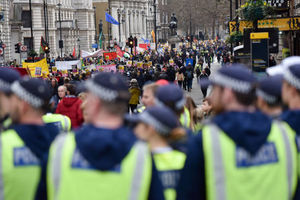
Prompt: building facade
<box><xmin>93</xmin><ymin>0</ymin><xmax>161</xmax><ymax>47</ymax></box>
<box><xmin>0</xmin><ymin>0</ymin><xmax>12</xmax><ymax>62</ymax></box>
<box><xmin>8</xmin><ymin>0</ymin><xmax>95</xmax><ymax>62</ymax></box>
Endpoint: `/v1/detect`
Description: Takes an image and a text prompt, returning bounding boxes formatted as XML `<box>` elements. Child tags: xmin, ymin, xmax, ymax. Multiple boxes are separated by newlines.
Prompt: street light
<box><xmin>117</xmin><ymin>9</ymin><xmax>121</xmax><ymax>44</ymax></box>
<box><xmin>77</xmin><ymin>38</ymin><xmax>80</xmax><ymax>58</ymax></box>
<box><xmin>57</xmin><ymin>2</ymin><xmax>63</xmax><ymax>57</ymax></box>
<box><xmin>29</xmin><ymin>0</ymin><xmax>34</xmax><ymax>50</ymax></box>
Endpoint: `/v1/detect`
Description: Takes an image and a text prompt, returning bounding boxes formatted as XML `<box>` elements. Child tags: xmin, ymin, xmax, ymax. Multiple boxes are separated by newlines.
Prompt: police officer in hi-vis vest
<box><xmin>0</xmin><ymin>77</ymin><xmax>60</xmax><ymax>200</ymax></box>
<box><xmin>47</xmin><ymin>72</ymin><xmax>164</xmax><ymax>200</ymax></box>
<box><xmin>0</xmin><ymin>68</ymin><xmax>20</xmax><ymax>131</ymax></box>
<box><xmin>279</xmin><ymin>57</ymin><xmax>300</xmax><ymax>198</ymax></box>
<box><xmin>177</xmin><ymin>65</ymin><xmax>299</xmax><ymax>200</ymax></box>
<box><xmin>132</xmin><ymin>106</ymin><xmax>187</xmax><ymax>200</ymax></box>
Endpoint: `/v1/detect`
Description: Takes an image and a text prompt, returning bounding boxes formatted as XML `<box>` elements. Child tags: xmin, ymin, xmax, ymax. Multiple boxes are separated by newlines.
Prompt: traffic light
<box><xmin>128</xmin><ymin>36</ymin><xmax>134</xmax><ymax>48</ymax></box>
<box><xmin>134</xmin><ymin>37</ymin><xmax>138</xmax><ymax>47</ymax></box>
<box><xmin>44</xmin><ymin>44</ymin><xmax>50</xmax><ymax>54</ymax></box>
<box><xmin>15</xmin><ymin>43</ymin><xmax>20</xmax><ymax>53</ymax></box>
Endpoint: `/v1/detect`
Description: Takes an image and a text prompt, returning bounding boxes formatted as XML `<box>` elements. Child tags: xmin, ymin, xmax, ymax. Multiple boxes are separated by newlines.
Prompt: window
<box><xmin>21</xmin><ymin>11</ymin><xmax>31</xmax><ymax>28</ymax></box>
<box><xmin>24</xmin><ymin>37</ymin><xmax>32</xmax><ymax>50</ymax></box>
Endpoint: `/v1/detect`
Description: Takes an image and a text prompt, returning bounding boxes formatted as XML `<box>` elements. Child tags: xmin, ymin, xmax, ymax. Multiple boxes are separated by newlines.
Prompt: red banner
<box><xmin>139</xmin><ymin>44</ymin><xmax>150</xmax><ymax>50</ymax></box>
<box><xmin>103</xmin><ymin>52</ymin><xmax>117</xmax><ymax>60</ymax></box>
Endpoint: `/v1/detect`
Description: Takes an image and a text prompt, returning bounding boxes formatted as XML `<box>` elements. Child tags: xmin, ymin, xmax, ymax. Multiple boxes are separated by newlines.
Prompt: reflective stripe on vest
<box><xmin>0</xmin><ymin>132</ymin><xmax>4</xmax><ymax>200</ymax></box>
<box><xmin>62</xmin><ymin>116</ymin><xmax>70</xmax><ymax>132</ymax></box>
<box><xmin>129</xmin><ymin>141</ymin><xmax>148</xmax><ymax>200</ymax></box>
<box><xmin>209</xmin><ymin>125</ymin><xmax>226</xmax><ymax>200</ymax></box>
<box><xmin>275</xmin><ymin>121</ymin><xmax>293</xmax><ymax>199</ymax></box>
<box><xmin>52</xmin><ymin>134</ymin><xmax>67</xmax><ymax>200</ymax></box>
<box><xmin>180</xmin><ymin>107</ymin><xmax>190</xmax><ymax>128</ymax></box>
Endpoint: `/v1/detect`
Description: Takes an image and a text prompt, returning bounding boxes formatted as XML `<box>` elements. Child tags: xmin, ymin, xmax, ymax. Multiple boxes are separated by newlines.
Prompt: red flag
<box><xmin>114</xmin><ymin>44</ymin><xmax>124</xmax><ymax>57</ymax></box>
<box><xmin>72</xmin><ymin>47</ymin><xmax>76</xmax><ymax>58</ymax></box>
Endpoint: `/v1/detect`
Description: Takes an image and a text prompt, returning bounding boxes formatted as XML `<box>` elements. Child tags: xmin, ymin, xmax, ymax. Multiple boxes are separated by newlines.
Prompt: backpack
<box><xmin>186</xmin><ymin>70</ymin><xmax>193</xmax><ymax>79</ymax></box>
<box><xmin>196</xmin><ymin>67</ymin><xmax>201</xmax><ymax>75</ymax></box>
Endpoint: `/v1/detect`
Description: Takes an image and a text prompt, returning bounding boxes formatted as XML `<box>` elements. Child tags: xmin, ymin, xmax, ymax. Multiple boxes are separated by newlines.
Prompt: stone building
<box><xmin>8</xmin><ymin>0</ymin><xmax>96</xmax><ymax>62</ymax></box>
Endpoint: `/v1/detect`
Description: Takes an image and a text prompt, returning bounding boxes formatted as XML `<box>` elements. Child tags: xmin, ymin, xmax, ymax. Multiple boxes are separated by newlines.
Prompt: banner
<box><xmin>81</xmin><ymin>49</ymin><xmax>103</xmax><ymax>58</ymax></box>
<box><xmin>23</xmin><ymin>58</ymin><xmax>49</xmax><ymax>78</ymax></box>
<box><xmin>56</xmin><ymin>60</ymin><xmax>81</xmax><ymax>70</ymax></box>
<box><xmin>118</xmin><ymin>65</ymin><xmax>125</xmax><ymax>73</ymax></box>
<box><xmin>139</xmin><ymin>43</ymin><xmax>150</xmax><ymax>50</ymax></box>
<box><xmin>96</xmin><ymin>64</ymin><xmax>117</xmax><ymax>72</ymax></box>
<box><xmin>103</xmin><ymin>52</ymin><xmax>118</xmax><ymax>60</ymax></box>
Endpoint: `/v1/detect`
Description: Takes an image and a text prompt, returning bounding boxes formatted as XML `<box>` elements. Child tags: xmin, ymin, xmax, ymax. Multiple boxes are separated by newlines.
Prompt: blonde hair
<box><xmin>143</xmin><ymin>83</ymin><xmax>159</xmax><ymax>94</ymax></box>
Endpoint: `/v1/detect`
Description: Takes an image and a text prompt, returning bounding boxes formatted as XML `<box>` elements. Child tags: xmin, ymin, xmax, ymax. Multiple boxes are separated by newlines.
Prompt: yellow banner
<box><xmin>23</xmin><ymin>58</ymin><xmax>49</xmax><ymax>78</ymax></box>
<box><xmin>229</xmin><ymin>17</ymin><xmax>300</xmax><ymax>34</ymax></box>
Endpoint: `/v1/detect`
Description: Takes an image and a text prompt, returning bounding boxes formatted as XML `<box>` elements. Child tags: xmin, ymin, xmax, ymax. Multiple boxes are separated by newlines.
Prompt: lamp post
<box><xmin>77</xmin><ymin>38</ymin><xmax>80</xmax><ymax>58</ymax></box>
<box><xmin>29</xmin><ymin>0</ymin><xmax>34</xmax><ymax>50</ymax></box>
<box><xmin>117</xmin><ymin>9</ymin><xmax>121</xmax><ymax>44</ymax></box>
<box><xmin>128</xmin><ymin>10</ymin><xmax>131</xmax><ymax>36</ymax></box>
<box><xmin>58</xmin><ymin>2</ymin><xmax>63</xmax><ymax>57</ymax></box>
<box><xmin>153</xmin><ymin>0</ymin><xmax>157</xmax><ymax>50</ymax></box>
<box><xmin>106</xmin><ymin>8</ymin><xmax>111</xmax><ymax>48</ymax></box>
<box><xmin>93</xmin><ymin>6</ymin><xmax>98</xmax><ymax>50</ymax></box>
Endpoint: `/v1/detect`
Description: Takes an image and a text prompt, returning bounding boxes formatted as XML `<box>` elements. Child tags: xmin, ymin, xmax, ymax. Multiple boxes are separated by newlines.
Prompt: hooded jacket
<box><xmin>12</xmin><ymin>123</ymin><xmax>60</xmax><ymax>200</ymax></box>
<box><xmin>74</xmin><ymin>124</ymin><xmax>164</xmax><ymax>200</ymax></box>
<box><xmin>56</xmin><ymin>96</ymin><xmax>83</xmax><ymax>128</ymax></box>
<box><xmin>176</xmin><ymin>111</ymin><xmax>284</xmax><ymax>200</ymax></box>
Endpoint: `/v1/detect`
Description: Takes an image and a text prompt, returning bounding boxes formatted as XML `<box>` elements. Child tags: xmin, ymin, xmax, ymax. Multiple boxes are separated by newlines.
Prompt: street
<box><xmin>185</xmin><ymin>59</ymin><xmax>221</xmax><ymax>105</ymax></box>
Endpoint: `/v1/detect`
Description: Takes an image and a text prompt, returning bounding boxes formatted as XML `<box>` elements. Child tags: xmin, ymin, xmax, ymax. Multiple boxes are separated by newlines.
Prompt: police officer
<box><xmin>155</xmin><ymin>84</ymin><xmax>191</xmax><ymax>129</ymax></box>
<box><xmin>177</xmin><ymin>65</ymin><xmax>298</xmax><ymax>200</ymax></box>
<box><xmin>0</xmin><ymin>68</ymin><xmax>20</xmax><ymax>131</ymax></box>
<box><xmin>256</xmin><ymin>75</ymin><xmax>284</xmax><ymax>118</ymax></box>
<box><xmin>47</xmin><ymin>72</ymin><xmax>164</xmax><ymax>200</ymax></box>
<box><xmin>0</xmin><ymin>77</ymin><xmax>60</xmax><ymax>200</ymax></box>
<box><xmin>133</xmin><ymin>106</ymin><xmax>186</xmax><ymax>200</ymax></box>
<box><xmin>43</xmin><ymin>113</ymin><xmax>71</xmax><ymax>132</ymax></box>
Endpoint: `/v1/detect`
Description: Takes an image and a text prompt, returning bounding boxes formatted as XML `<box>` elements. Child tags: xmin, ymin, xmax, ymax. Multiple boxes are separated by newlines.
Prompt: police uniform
<box><xmin>43</xmin><ymin>113</ymin><xmax>71</xmax><ymax>132</ymax></box>
<box><xmin>0</xmin><ymin>68</ymin><xmax>20</xmax><ymax>131</ymax></box>
<box><xmin>177</xmin><ymin>65</ymin><xmax>299</xmax><ymax>200</ymax></box>
<box><xmin>47</xmin><ymin>73</ymin><xmax>164</xmax><ymax>200</ymax></box>
<box><xmin>280</xmin><ymin>61</ymin><xmax>300</xmax><ymax>180</ymax></box>
<box><xmin>130</xmin><ymin>106</ymin><xmax>187</xmax><ymax>200</ymax></box>
<box><xmin>0</xmin><ymin>77</ymin><xmax>59</xmax><ymax>200</ymax></box>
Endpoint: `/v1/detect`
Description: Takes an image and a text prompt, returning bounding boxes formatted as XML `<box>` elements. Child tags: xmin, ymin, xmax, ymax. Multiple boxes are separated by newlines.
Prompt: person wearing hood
<box><xmin>1</xmin><ymin>77</ymin><xmax>60</xmax><ymax>200</ymax></box>
<box><xmin>0</xmin><ymin>68</ymin><xmax>20</xmax><ymax>131</ymax></box>
<box><xmin>177</xmin><ymin>65</ymin><xmax>299</xmax><ymax>200</ymax></box>
<box><xmin>256</xmin><ymin>75</ymin><xmax>284</xmax><ymax>118</ymax></box>
<box><xmin>55</xmin><ymin>83</ymin><xmax>83</xmax><ymax>128</ymax></box>
<box><xmin>133</xmin><ymin>106</ymin><xmax>186</xmax><ymax>200</ymax></box>
<box><xmin>280</xmin><ymin>60</ymin><xmax>300</xmax><ymax>198</ymax></box>
<box><xmin>47</xmin><ymin>72</ymin><xmax>164</xmax><ymax>200</ymax></box>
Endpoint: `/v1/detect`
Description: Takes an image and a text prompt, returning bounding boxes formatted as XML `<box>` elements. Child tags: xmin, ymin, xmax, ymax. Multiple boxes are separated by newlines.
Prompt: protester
<box><xmin>128</xmin><ymin>79</ymin><xmax>141</xmax><ymax>113</ymax></box>
<box><xmin>55</xmin><ymin>83</ymin><xmax>83</xmax><ymax>128</ymax></box>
